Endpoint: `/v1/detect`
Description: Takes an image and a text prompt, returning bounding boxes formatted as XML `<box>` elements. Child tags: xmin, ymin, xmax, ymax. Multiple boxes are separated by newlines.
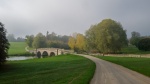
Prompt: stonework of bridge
<box><xmin>34</xmin><ymin>48</ymin><xmax>64</xmax><ymax>58</ymax></box>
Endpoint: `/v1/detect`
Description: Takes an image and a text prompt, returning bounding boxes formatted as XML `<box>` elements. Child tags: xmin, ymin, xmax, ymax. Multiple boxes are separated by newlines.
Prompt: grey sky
<box><xmin>0</xmin><ymin>0</ymin><xmax>150</xmax><ymax>38</ymax></box>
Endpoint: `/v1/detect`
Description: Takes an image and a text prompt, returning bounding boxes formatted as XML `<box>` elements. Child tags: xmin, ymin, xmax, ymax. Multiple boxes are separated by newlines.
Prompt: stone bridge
<box><xmin>33</xmin><ymin>48</ymin><xmax>64</xmax><ymax>58</ymax></box>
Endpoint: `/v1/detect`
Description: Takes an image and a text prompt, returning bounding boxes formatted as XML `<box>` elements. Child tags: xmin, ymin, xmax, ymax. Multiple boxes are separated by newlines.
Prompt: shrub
<box><xmin>137</xmin><ymin>38</ymin><xmax>150</xmax><ymax>51</ymax></box>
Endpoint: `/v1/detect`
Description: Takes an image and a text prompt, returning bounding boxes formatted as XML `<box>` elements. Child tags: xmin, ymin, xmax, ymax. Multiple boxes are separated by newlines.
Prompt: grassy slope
<box><xmin>121</xmin><ymin>45</ymin><xmax>150</xmax><ymax>54</ymax></box>
<box><xmin>0</xmin><ymin>54</ymin><xmax>95</xmax><ymax>84</ymax></box>
<box><xmin>8</xmin><ymin>42</ymin><xmax>29</xmax><ymax>56</ymax></box>
<box><xmin>95</xmin><ymin>56</ymin><xmax>150</xmax><ymax>77</ymax></box>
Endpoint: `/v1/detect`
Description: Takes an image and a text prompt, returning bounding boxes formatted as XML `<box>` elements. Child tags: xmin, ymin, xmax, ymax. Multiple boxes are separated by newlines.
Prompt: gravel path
<box><xmin>79</xmin><ymin>54</ymin><xmax>150</xmax><ymax>84</ymax></box>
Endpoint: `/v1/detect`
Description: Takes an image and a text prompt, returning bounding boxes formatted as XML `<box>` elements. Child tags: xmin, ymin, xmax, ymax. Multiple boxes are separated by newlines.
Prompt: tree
<box><xmin>75</xmin><ymin>33</ymin><xmax>86</xmax><ymax>52</ymax></box>
<box><xmin>0</xmin><ymin>22</ymin><xmax>10</xmax><ymax>65</ymax></box>
<box><xmin>7</xmin><ymin>34</ymin><xmax>16</xmax><ymax>42</ymax></box>
<box><xmin>137</xmin><ymin>38</ymin><xmax>150</xmax><ymax>51</ymax></box>
<box><xmin>86</xmin><ymin>19</ymin><xmax>127</xmax><ymax>54</ymax></box>
<box><xmin>32</xmin><ymin>33</ymin><xmax>47</xmax><ymax>49</ymax></box>
<box><xmin>85</xmin><ymin>25</ymin><xmax>98</xmax><ymax>52</ymax></box>
<box><xmin>25</xmin><ymin>35</ymin><xmax>34</xmax><ymax>47</ymax></box>
<box><xmin>130</xmin><ymin>31</ymin><xmax>141</xmax><ymax>47</ymax></box>
<box><xmin>68</xmin><ymin>36</ymin><xmax>76</xmax><ymax>50</ymax></box>
<box><xmin>16</xmin><ymin>37</ymin><xmax>25</xmax><ymax>42</ymax></box>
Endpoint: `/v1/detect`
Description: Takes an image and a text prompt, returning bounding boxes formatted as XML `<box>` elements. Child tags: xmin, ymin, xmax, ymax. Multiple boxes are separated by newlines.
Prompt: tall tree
<box><xmin>0</xmin><ymin>22</ymin><xmax>10</xmax><ymax>65</ymax></box>
<box><xmin>25</xmin><ymin>35</ymin><xmax>34</xmax><ymax>47</ymax></box>
<box><xmin>130</xmin><ymin>31</ymin><xmax>141</xmax><ymax>47</ymax></box>
<box><xmin>85</xmin><ymin>25</ymin><xmax>98</xmax><ymax>51</ymax></box>
<box><xmin>75</xmin><ymin>33</ymin><xmax>86</xmax><ymax>51</ymax></box>
<box><xmin>86</xmin><ymin>19</ymin><xmax>127</xmax><ymax>54</ymax></box>
<box><xmin>32</xmin><ymin>33</ymin><xmax>47</xmax><ymax>49</ymax></box>
<box><xmin>68</xmin><ymin>36</ymin><xmax>76</xmax><ymax>50</ymax></box>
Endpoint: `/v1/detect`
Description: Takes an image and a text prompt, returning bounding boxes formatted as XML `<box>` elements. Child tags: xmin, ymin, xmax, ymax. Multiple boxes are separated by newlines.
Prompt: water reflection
<box><xmin>7</xmin><ymin>56</ymin><xmax>34</xmax><ymax>61</ymax></box>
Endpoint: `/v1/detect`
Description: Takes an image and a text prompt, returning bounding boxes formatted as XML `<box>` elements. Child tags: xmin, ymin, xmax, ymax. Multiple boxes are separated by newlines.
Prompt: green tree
<box><xmin>32</xmin><ymin>33</ymin><xmax>47</xmax><ymax>49</ymax></box>
<box><xmin>0</xmin><ymin>22</ymin><xmax>10</xmax><ymax>65</ymax></box>
<box><xmin>25</xmin><ymin>35</ymin><xmax>34</xmax><ymax>47</ymax></box>
<box><xmin>86</xmin><ymin>19</ymin><xmax>127</xmax><ymax>54</ymax></box>
<box><xmin>130</xmin><ymin>31</ymin><xmax>141</xmax><ymax>47</ymax></box>
<box><xmin>85</xmin><ymin>25</ymin><xmax>98</xmax><ymax>52</ymax></box>
<box><xmin>137</xmin><ymin>38</ymin><xmax>150</xmax><ymax>51</ymax></box>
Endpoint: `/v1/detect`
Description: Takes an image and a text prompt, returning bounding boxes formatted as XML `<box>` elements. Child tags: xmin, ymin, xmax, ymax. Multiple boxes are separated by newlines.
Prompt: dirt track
<box><xmin>79</xmin><ymin>54</ymin><xmax>150</xmax><ymax>84</ymax></box>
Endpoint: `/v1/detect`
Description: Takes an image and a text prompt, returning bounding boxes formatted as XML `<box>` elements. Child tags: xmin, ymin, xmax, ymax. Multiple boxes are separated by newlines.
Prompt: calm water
<box><xmin>7</xmin><ymin>56</ymin><xmax>34</xmax><ymax>61</ymax></box>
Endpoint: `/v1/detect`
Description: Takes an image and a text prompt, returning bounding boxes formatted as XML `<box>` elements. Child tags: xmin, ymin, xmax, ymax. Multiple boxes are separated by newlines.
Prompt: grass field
<box><xmin>95</xmin><ymin>56</ymin><xmax>150</xmax><ymax>77</ymax></box>
<box><xmin>121</xmin><ymin>45</ymin><xmax>150</xmax><ymax>54</ymax></box>
<box><xmin>0</xmin><ymin>54</ymin><xmax>95</xmax><ymax>84</ymax></box>
<box><xmin>8</xmin><ymin>42</ymin><xmax>31</xmax><ymax>56</ymax></box>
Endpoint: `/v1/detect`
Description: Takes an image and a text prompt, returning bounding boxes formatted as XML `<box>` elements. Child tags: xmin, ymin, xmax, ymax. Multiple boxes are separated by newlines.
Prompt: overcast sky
<box><xmin>0</xmin><ymin>0</ymin><xmax>150</xmax><ymax>38</ymax></box>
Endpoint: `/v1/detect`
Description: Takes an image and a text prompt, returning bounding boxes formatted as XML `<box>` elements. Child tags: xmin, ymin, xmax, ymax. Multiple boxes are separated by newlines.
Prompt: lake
<box><xmin>7</xmin><ymin>56</ymin><xmax>34</xmax><ymax>61</ymax></box>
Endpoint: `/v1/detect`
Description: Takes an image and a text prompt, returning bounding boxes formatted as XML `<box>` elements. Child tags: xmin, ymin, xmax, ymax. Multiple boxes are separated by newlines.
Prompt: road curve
<box><xmin>78</xmin><ymin>54</ymin><xmax>150</xmax><ymax>84</ymax></box>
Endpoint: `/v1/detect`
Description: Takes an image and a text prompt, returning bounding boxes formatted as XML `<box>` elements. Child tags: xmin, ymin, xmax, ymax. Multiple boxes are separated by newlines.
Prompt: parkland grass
<box><xmin>0</xmin><ymin>54</ymin><xmax>95</xmax><ymax>84</ymax></box>
<box><xmin>121</xmin><ymin>45</ymin><xmax>150</xmax><ymax>54</ymax></box>
<box><xmin>8</xmin><ymin>42</ymin><xmax>31</xmax><ymax>56</ymax></box>
<box><xmin>95</xmin><ymin>56</ymin><xmax>150</xmax><ymax>77</ymax></box>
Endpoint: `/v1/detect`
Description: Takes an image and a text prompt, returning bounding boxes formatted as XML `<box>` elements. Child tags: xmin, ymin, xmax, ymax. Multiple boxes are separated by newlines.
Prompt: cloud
<box><xmin>0</xmin><ymin>0</ymin><xmax>150</xmax><ymax>38</ymax></box>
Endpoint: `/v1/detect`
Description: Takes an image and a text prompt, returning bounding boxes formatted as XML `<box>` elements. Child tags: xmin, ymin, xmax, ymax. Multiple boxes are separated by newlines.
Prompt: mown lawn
<box><xmin>95</xmin><ymin>56</ymin><xmax>150</xmax><ymax>77</ymax></box>
<box><xmin>0</xmin><ymin>54</ymin><xmax>95</xmax><ymax>84</ymax></box>
<box><xmin>8</xmin><ymin>42</ymin><xmax>30</xmax><ymax>56</ymax></box>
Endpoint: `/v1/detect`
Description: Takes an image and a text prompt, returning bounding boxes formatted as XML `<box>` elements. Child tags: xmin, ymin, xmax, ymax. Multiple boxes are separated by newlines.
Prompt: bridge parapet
<box><xmin>34</xmin><ymin>48</ymin><xmax>64</xmax><ymax>58</ymax></box>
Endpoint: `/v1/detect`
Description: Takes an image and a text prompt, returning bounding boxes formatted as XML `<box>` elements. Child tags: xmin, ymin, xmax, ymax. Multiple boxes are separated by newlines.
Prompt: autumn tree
<box><xmin>68</xmin><ymin>36</ymin><xmax>76</xmax><ymax>50</ymax></box>
<box><xmin>68</xmin><ymin>33</ymin><xmax>86</xmax><ymax>53</ymax></box>
<box><xmin>86</xmin><ymin>19</ymin><xmax>127</xmax><ymax>54</ymax></box>
<box><xmin>75</xmin><ymin>33</ymin><xmax>86</xmax><ymax>52</ymax></box>
<box><xmin>0</xmin><ymin>22</ymin><xmax>10</xmax><ymax>65</ymax></box>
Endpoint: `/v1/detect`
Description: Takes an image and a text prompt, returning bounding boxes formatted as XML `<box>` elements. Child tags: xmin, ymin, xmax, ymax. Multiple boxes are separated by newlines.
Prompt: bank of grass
<box><xmin>8</xmin><ymin>42</ymin><xmax>32</xmax><ymax>56</ymax></box>
<box><xmin>0</xmin><ymin>54</ymin><xmax>95</xmax><ymax>84</ymax></box>
<box><xmin>95</xmin><ymin>56</ymin><xmax>150</xmax><ymax>77</ymax></box>
<box><xmin>121</xmin><ymin>45</ymin><xmax>150</xmax><ymax>54</ymax></box>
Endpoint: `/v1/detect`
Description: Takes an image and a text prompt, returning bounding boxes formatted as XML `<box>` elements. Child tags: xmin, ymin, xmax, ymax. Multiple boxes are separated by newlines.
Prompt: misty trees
<box><xmin>0</xmin><ymin>22</ymin><xmax>10</xmax><ymax>65</ymax></box>
<box><xmin>32</xmin><ymin>33</ymin><xmax>47</xmax><ymax>49</ymax></box>
<box><xmin>85</xmin><ymin>19</ymin><xmax>127</xmax><ymax>54</ymax></box>
<box><xmin>130</xmin><ymin>31</ymin><xmax>141</xmax><ymax>47</ymax></box>
<box><xmin>7</xmin><ymin>34</ymin><xmax>16</xmax><ymax>42</ymax></box>
<box><xmin>7</xmin><ymin>34</ymin><xmax>25</xmax><ymax>42</ymax></box>
<box><xmin>26</xmin><ymin>32</ymin><xmax>70</xmax><ymax>49</ymax></box>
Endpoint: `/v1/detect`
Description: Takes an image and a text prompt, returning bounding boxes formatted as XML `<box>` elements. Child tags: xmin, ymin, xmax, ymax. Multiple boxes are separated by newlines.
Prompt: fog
<box><xmin>0</xmin><ymin>0</ymin><xmax>150</xmax><ymax>38</ymax></box>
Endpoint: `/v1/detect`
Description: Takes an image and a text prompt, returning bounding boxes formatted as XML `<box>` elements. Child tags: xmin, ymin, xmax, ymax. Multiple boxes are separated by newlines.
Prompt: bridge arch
<box><xmin>50</xmin><ymin>52</ymin><xmax>55</xmax><ymax>56</ymax></box>
<box><xmin>42</xmin><ymin>51</ymin><xmax>48</xmax><ymax>58</ymax></box>
<box><xmin>37</xmin><ymin>51</ymin><xmax>41</xmax><ymax>58</ymax></box>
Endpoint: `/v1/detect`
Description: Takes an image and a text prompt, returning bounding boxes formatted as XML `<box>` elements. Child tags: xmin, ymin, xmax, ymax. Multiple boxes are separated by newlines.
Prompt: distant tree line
<box><xmin>26</xmin><ymin>32</ymin><xmax>70</xmax><ymax>49</ymax></box>
<box><xmin>7</xmin><ymin>34</ymin><xmax>25</xmax><ymax>42</ymax></box>
<box><xmin>129</xmin><ymin>31</ymin><xmax>150</xmax><ymax>51</ymax></box>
